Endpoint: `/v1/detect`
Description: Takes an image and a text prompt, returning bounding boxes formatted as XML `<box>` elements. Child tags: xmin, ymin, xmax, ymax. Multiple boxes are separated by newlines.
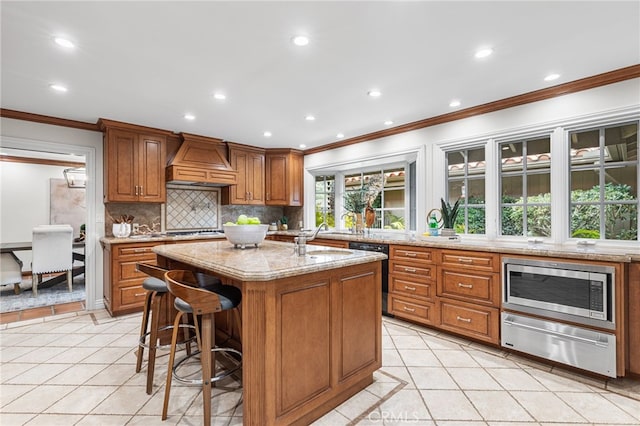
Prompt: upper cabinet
<box><xmin>100</xmin><ymin>119</ymin><xmax>169</xmax><ymax>203</ymax></box>
<box><xmin>265</xmin><ymin>149</ymin><xmax>304</xmax><ymax>206</ymax></box>
<box><xmin>222</xmin><ymin>143</ymin><xmax>265</xmax><ymax>205</ymax></box>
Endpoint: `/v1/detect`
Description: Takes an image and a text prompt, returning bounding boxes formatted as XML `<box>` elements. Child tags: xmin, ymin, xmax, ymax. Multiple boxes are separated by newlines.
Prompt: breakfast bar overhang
<box><xmin>153</xmin><ymin>240</ymin><xmax>386</xmax><ymax>426</ymax></box>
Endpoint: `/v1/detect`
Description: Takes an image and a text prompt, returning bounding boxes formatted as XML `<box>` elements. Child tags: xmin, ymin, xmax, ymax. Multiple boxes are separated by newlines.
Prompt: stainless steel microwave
<box><xmin>502</xmin><ymin>257</ymin><xmax>615</xmax><ymax>329</ymax></box>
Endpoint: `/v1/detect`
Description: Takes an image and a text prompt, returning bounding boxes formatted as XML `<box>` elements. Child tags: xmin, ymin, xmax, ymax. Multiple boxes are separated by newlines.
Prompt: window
<box><xmin>314</xmin><ymin>175</ymin><xmax>335</xmax><ymax>227</ymax></box>
<box><xmin>569</xmin><ymin>122</ymin><xmax>638</xmax><ymax>241</ymax></box>
<box><xmin>446</xmin><ymin>148</ymin><xmax>485</xmax><ymax>234</ymax></box>
<box><xmin>344</xmin><ymin>168</ymin><xmax>406</xmax><ymax>230</ymax></box>
<box><xmin>499</xmin><ymin>136</ymin><xmax>552</xmax><ymax>237</ymax></box>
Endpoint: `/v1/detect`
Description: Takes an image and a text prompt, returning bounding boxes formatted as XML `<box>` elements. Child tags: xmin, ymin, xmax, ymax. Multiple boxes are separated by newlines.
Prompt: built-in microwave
<box><xmin>502</xmin><ymin>257</ymin><xmax>615</xmax><ymax>330</ymax></box>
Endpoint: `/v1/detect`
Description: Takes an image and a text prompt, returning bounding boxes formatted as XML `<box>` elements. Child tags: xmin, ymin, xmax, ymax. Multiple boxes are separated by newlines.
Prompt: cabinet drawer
<box><xmin>390</xmin><ymin>260</ymin><xmax>436</xmax><ymax>282</ymax></box>
<box><xmin>120</xmin><ymin>284</ymin><xmax>147</xmax><ymax>307</ymax></box>
<box><xmin>390</xmin><ymin>275</ymin><xmax>434</xmax><ymax>300</ymax></box>
<box><xmin>438</xmin><ymin>269</ymin><xmax>499</xmax><ymax>306</ymax></box>
<box><xmin>439</xmin><ymin>299</ymin><xmax>499</xmax><ymax>344</ymax></box>
<box><xmin>119</xmin><ymin>258</ymin><xmax>156</xmax><ymax>282</ymax></box>
<box><xmin>116</xmin><ymin>244</ymin><xmax>158</xmax><ymax>258</ymax></box>
<box><xmin>440</xmin><ymin>250</ymin><xmax>499</xmax><ymax>272</ymax></box>
<box><xmin>390</xmin><ymin>245</ymin><xmax>434</xmax><ymax>264</ymax></box>
<box><xmin>389</xmin><ymin>295</ymin><xmax>436</xmax><ymax>325</ymax></box>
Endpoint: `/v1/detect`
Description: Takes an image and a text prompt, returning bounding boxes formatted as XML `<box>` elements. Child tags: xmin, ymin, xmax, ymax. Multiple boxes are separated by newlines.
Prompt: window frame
<box><xmin>445</xmin><ymin>147</ymin><xmax>487</xmax><ymax>235</ymax></box>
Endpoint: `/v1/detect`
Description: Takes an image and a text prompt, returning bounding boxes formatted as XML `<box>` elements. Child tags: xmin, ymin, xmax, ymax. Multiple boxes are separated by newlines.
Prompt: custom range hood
<box><xmin>166</xmin><ymin>133</ymin><xmax>238</xmax><ymax>186</ymax></box>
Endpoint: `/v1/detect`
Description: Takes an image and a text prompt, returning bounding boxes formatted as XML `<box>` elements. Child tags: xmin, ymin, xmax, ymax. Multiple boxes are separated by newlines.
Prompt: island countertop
<box><xmin>152</xmin><ymin>240</ymin><xmax>387</xmax><ymax>281</ymax></box>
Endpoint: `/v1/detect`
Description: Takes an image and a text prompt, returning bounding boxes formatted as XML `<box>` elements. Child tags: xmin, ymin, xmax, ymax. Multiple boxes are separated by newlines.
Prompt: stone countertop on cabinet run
<box><xmin>152</xmin><ymin>240</ymin><xmax>387</xmax><ymax>282</ymax></box>
<box><xmin>100</xmin><ymin>233</ymin><xmax>227</xmax><ymax>246</ymax></box>
<box><xmin>270</xmin><ymin>231</ymin><xmax>639</xmax><ymax>263</ymax></box>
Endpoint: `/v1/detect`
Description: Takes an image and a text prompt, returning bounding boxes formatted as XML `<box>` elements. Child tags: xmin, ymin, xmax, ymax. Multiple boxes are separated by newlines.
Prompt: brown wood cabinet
<box><xmin>100</xmin><ymin>120</ymin><xmax>168</xmax><ymax>203</ymax></box>
<box><xmin>102</xmin><ymin>241</ymin><xmax>160</xmax><ymax>316</ymax></box>
<box><xmin>307</xmin><ymin>238</ymin><xmax>349</xmax><ymax>248</ymax></box>
<box><xmin>222</xmin><ymin>144</ymin><xmax>265</xmax><ymax>205</ymax></box>
<box><xmin>627</xmin><ymin>262</ymin><xmax>640</xmax><ymax>376</ymax></box>
<box><xmin>388</xmin><ymin>245</ymin><xmax>438</xmax><ymax>325</ymax></box>
<box><xmin>437</xmin><ymin>249</ymin><xmax>500</xmax><ymax>344</ymax></box>
<box><xmin>265</xmin><ymin>148</ymin><xmax>304</xmax><ymax>206</ymax></box>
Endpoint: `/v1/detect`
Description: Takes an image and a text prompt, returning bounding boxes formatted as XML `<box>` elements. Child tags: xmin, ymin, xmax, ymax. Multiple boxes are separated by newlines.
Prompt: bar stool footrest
<box><xmin>172</xmin><ymin>347</ymin><xmax>242</xmax><ymax>385</ymax></box>
<box><xmin>139</xmin><ymin>324</ymin><xmax>196</xmax><ymax>350</ymax></box>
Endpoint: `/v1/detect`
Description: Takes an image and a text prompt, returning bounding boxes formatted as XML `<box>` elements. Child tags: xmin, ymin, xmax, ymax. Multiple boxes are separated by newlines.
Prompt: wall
<box><xmin>304</xmin><ymin>79</ymin><xmax>640</xmax><ymax>235</ymax></box>
<box><xmin>0</xmin><ymin>117</ymin><xmax>104</xmax><ymax>310</ymax></box>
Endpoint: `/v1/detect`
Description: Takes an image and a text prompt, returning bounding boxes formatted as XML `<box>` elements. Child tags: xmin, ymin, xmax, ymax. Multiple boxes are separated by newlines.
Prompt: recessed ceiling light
<box><xmin>49</xmin><ymin>84</ymin><xmax>68</xmax><ymax>92</ymax></box>
<box><xmin>384</xmin><ymin>120</ymin><xmax>394</xmax><ymax>126</ymax></box>
<box><xmin>299</xmin><ymin>144</ymin><xmax>307</xmax><ymax>148</ymax></box>
<box><xmin>213</xmin><ymin>92</ymin><xmax>226</xmax><ymax>100</ymax></box>
<box><xmin>263</xmin><ymin>131</ymin><xmax>272</xmax><ymax>137</ymax></box>
<box><xmin>336</xmin><ymin>133</ymin><xmax>345</xmax><ymax>139</ymax></box>
<box><xmin>475</xmin><ymin>47</ymin><xmax>493</xmax><ymax>59</ymax></box>
<box><xmin>53</xmin><ymin>37</ymin><xmax>75</xmax><ymax>49</ymax></box>
<box><xmin>544</xmin><ymin>73</ymin><xmax>560</xmax><ymax>82</ymax></box>
<box><xmin>368</xmin><ymin>89</ymin><xmax>382</xmax><ymax>98</ymax></box>
<box><xmin>184</xmin><ymin>113</ymin><xmax>195</xmax><ymax>120</ymax></box>
<box><xmin>292</xmin><ymin>35</ymin><xmax>309</xmax><ymax>46</ymax></box>
<box><xmin>449</xmin><ymin>99</ymin><xmax>461</xmax><ymax>107</ymax></box>
<box><xmin>305</xmin><ymin>115</ymin><xmax>315</xmax><ymax>121</ymax></box>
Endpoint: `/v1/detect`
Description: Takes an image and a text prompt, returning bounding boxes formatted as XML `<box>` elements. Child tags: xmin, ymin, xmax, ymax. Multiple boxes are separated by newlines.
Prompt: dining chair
<box><xmin>1</xmin><ymin>253</ymin><xmax>23</xmax><ymax>294</ymax></box>
<box><xmin>31</xmin><ymin>224</ymin><xmax>74</xmax><ymax>296</ymax></box>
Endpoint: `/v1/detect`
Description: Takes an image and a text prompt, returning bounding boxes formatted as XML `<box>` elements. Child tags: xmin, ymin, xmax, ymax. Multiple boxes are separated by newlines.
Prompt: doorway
<box><xmin>0</xmin><ymin>136</ymin><xmax>99</xmax><ymax>320</ymax></box>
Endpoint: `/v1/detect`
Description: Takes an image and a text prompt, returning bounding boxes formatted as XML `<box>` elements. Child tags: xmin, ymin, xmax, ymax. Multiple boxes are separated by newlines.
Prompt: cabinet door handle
<box><xmin>404</xmin><ymin>285</ymin><xmax>416</xmax><ymax>291</ymax></box>
<box><xmin>456</xmin><ymin>316</ymin><xmax>472</xmax><ymax>323</ymax></box>
<box><xmin>249</xmin><ymin>191</ymin><xmax>253</xmax><ymax>200</ymax></box>
<box><xmin>139</xmin><ymin>186</ymin><xmax>143</xmax><ymax>195</ymax></box>
<box><xmin>134</xmin><ymin>248</ymin><xmax>149</xmax><ymax>253</ymax></box>
<box><xmin>403</xmin><ymin>267</ymin><xmax>416</xmax><ymax>273</ymax></box>
<box><xmin>458</xmin><ymin>257</ymin><xmax>473</xmax><ymax>264</ymax></box>
<box><xmin>457</xmin><ymin>282</ymin><xmax>473</xmax><ymax>289</ymax></box>
<box><xmin>135</xmin><ymin>185</ymin><xmax>139</xmax><ymax>196</ymax></box>
<box><xmin>403</xmin><ymin>306</ymin><xmax>416</xmax><ymax>312</ymax></box>
<box><xmin>266</xmin><ymin>192</ymin><xmax>270</xmax><ymax>201</ymax></box>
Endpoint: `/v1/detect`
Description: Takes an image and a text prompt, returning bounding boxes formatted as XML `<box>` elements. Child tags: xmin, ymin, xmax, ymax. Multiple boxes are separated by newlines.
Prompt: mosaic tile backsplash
<box><xmin>166</xmin><ymin>187</ymin><xmax>219</xmax><ymax>230</ymax></box>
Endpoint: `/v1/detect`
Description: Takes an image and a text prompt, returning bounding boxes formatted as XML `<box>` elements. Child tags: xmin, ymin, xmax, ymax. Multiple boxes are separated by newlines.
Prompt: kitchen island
<box><xmin>153</xmin><ymin>240</ymin><xmax>387</xmax><ymax>426</ymax></box>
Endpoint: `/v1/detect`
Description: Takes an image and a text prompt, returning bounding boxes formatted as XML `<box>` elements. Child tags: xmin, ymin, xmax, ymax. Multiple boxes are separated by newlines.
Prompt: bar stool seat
<box><xmin>162</xmin><ymin>270</ymin><xmax>242</xmax><ymax>426</ymax></box>
<box><xmin>135</xmin><ymin>264</ymin><xmax>221</xmax><ymax>395</ymax></box>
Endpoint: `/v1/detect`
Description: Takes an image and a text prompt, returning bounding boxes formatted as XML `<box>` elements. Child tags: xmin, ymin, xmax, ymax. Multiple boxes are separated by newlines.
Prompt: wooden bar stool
<box><xmin>135</xmin><ymin>264</ymin><xmax>221</xmax><ymax>395</ymax></box>
<box><xmin>162</xmin><ymin>270</ymin><xmax>242</xmax><ymax>426</ymax></box>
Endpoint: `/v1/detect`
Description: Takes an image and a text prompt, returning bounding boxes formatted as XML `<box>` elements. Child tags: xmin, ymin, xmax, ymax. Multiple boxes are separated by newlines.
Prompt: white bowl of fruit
<box><xmin>223</xmin><ymin>215</ymin><xmax>269</xmax><ymax>249</ymax></box>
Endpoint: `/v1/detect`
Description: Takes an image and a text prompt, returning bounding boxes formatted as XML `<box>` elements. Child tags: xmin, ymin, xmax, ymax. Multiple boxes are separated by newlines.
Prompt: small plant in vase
<box><xmin>279</xmin><ymin>216</ymin><xmax>288</xmax><ymax>230</ymax></box>
<box><xmin>440</xmin><ymin>197</ymin><xmax>461</xmax><ymax>236</ymax></box>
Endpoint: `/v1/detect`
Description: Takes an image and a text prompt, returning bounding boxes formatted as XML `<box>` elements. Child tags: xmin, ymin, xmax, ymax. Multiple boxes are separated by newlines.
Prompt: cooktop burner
<box><xmin>166</xmin><ymin>229</ymin><xmax>224</xmax><ymax>236</ymax></box>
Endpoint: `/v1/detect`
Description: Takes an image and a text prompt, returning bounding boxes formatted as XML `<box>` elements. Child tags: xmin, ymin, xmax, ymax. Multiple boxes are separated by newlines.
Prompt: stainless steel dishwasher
<box><xmin>348</xmin><ymin>241</ymin><xmax>392</xmax><ymax>317</ymax></box>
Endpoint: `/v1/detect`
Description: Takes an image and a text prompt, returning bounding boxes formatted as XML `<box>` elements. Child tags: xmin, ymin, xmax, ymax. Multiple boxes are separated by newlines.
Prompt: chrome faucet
<box><xmin>294</xmin><ymin>222</ymin><xmax>328</xmax><ymax>256</ymax></box>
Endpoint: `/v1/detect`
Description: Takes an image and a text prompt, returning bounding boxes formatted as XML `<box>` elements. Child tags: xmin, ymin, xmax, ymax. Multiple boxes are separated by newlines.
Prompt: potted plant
<box><xmin>440</xmin><ymin>197</ymin><xmax>461</xmax><ymax>236</ymax></box>
<box><xmin>279</xmin><ymin>216</ymin><xmax>288</xmax><ymax>230</ymax></box>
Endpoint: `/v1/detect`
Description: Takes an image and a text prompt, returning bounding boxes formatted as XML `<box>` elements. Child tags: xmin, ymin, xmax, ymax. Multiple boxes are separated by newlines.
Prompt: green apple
<box><xmin>236</xmin><ymin>214</ymin><xmax>249</xmax><ymax>225</ymax></box>
<box><xmin>248</xmin><ymin>217</ymin><xmax>261</xmax><ymax>224</ymax></box>
<box><xmin>224</xmin><ymin>221</ymin><xmax>236</xmax><ymax>226</ymax></box>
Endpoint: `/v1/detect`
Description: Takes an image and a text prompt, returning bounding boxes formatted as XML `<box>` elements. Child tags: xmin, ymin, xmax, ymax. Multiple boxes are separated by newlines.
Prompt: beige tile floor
<box><xmin>1</xmin><ymin>309</ymin><xmax>639</xmax><ymax>425</ymax></box>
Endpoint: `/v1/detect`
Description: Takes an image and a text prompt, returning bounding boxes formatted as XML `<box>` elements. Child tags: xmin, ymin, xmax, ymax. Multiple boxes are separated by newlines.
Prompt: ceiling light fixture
<box><xmin>213</xmin><ymin>92</ymin><xmax>226</xmax><ymax>100</ymax></box>
<box><xmin>368</xmin><ymin>89</ymin><xmax>382</xmax><ymax>98</ymax></box>
<box><xmin>384</xmin><ymin>120</ymin><xmax>394</xmax><ymax>126</ymax></box>
<box><xmin>544</xmin><ymin>73</ymin><xmax>560</xmax><ymax>82</ymax></box>
<box><xmin>263</xmin><ymin>131</ymin><xmax>272</xmax><ymax>137</ymax></box>
<box><xmin>305</xmin><ymin>115</ymin><xmax>315</xmax><ymax>121</ymax></box>
<box><xmin>299</xmin><ymin>144</ymin><xmax>307</xmax><ymax>148</ymax></box>
<box><xmin>292</xmin><ymin>35</ymin><xmax>309</xmax><ymax>46</ymax></box>
<box><xmin>336</xmin><ymin>133</ymin><xmax>345</xmax><ymax>139</ymax></box>
<box><xmin>49</xmin><ymin>84</ymin><xmax>68</xmax><ymax>92</ymax></box>
<box><xmin>53</xmin><ymin>36</ymin><xmax>75</xmax><ymax>49</ymax></box>
<box><xmin>475</xmin><ymin>47</ymin><xmax>493</xmax><ymax>58</ymax></box>
<box><xmin>184</xmin><ymin>113</ymin><xmax>195</xmax><ymax>120</ymax></box>
<box><xmin>449</xmin><ymin>99</ymin><xmax>461</xmax><ymax>107</ymax></box>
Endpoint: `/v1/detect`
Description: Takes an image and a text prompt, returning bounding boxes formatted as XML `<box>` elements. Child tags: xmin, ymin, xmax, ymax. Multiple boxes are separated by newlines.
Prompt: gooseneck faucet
<box><xmin>294</xmin><ymin>222</ymin><xmax>329</xmax><ymax>255</ymax></box>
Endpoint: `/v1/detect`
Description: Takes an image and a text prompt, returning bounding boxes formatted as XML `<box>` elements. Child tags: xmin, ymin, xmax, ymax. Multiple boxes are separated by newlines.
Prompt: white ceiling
<box><xmin>1</xmin><ymin>1</ymin><xmax>639</xmax><ymax>151</ymax></box>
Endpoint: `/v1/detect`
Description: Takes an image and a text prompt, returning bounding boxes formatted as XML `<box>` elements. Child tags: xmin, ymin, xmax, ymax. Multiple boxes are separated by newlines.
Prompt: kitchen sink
<box><xmin>306</xmin><ymin>249</ymin><xmax>353</xmax><ymax>256</ymax></box>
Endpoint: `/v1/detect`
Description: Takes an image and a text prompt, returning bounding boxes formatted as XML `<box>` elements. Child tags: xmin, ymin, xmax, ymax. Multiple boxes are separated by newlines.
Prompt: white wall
<box><xmin>0</xmin><ymin>117</ymin><xmax>104</xmax><ymax>310</ymax></box>
<box><xmin>304</xmin><ymin>79</ymin><xmax>640</xmax><ymax>236</ymax></box>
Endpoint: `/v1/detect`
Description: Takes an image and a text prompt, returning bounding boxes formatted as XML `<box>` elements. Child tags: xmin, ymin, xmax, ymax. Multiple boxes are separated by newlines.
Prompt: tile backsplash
<box><xmin>165</xmin><ymin>186</ymin><xmax>220</xmax><ymax>230</ymax></box>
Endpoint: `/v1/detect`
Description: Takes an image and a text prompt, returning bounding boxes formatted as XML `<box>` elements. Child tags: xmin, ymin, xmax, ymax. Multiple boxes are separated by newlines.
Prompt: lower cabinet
<box><xmin>438</xmin><ymin>298</ymin><xmax>499</xmax><ymax>344</ymax></box>
<box><xmin>103</xmin><ymin>241</ymin><xmax>159</xmax><ymax>316</ymax></box>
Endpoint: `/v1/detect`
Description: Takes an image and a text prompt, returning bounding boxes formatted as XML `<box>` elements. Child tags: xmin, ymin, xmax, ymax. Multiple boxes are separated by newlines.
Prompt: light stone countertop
<box><xmin>100</xmin><ymin>233</ymin><xmax>227</xmax><ymax>246</ymax></box>
<box><xmin>152</xmin><ymin>240</ymin><xmax>387</xmax><ymax>282</ymax></box>
<box><xmin>273</xmin><ymin>231</ymin><xmax>640</xmax><ymax>263</ymax></box>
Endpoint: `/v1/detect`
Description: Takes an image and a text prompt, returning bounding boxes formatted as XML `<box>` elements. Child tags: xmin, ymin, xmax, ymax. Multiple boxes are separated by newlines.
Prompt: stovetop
<box><xmin>165</xmin><ymin>229</ymin><xmax>224</xmax><ymax>236</ymax></box>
